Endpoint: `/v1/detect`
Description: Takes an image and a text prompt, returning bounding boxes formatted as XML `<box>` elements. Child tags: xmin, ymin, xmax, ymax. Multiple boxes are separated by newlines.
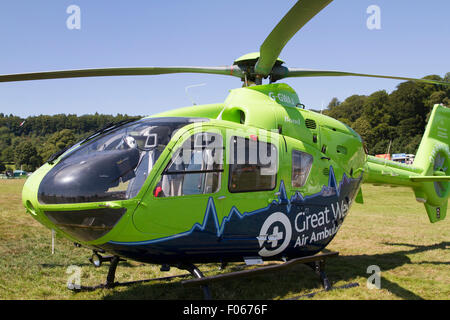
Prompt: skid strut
<box><xmin>179</xmin><ymin>263</ymin><xmax>212</xmax><ymax>300</ymax></box>
<box><xmin>307</xmin><ymin>260</ymin><xmax>332</xmax><ymax>291</ymax></box>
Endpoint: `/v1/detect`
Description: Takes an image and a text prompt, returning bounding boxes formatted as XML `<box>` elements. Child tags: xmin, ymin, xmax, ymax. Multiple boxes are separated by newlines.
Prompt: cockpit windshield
<box><xmin>38</xmin><ymin>117</ymin><xmax>209</xmax><ymax>204</ymax></box>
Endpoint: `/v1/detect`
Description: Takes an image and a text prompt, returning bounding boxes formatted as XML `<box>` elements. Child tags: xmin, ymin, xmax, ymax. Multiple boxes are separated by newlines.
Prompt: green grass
<box><xmin>0</xmin><ymin>180</ymin><xmax>448</xmax><ymax>300</ymax></box>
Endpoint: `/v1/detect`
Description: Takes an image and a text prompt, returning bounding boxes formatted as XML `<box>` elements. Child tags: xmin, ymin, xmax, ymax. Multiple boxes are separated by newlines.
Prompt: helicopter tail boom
<box><xmin>364</xmin><ymin>104</ymin><xmax>450</xmax><ymax>223</ymax></box>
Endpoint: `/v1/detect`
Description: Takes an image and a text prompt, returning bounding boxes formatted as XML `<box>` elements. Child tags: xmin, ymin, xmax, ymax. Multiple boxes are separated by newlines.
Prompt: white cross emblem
<box><xmin>258</xmin><ymin>212</ymin><xmax>292</xmax><ymax>257</ymax></box>
<box><xmin>267</xmin><ymin>226</ymin><xmax>284</xmax><ymax>248</ymax></box>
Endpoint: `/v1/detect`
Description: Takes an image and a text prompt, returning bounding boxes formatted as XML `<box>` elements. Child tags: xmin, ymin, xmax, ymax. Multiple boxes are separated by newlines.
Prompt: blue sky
<box><xmin>0</xmin><ymin>0</ymin><xmax>449</xmax><ymax>118</ymax></box>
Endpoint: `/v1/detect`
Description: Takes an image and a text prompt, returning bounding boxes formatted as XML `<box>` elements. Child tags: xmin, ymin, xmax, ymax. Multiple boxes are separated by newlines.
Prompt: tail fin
<box><xmin>411</xmin><ymin>104</ymin><xmax>450</xmax><ymax>223</ymax></box>
<box><xmin>364</xmin><ymin>104</ymin><xmax>450</xmax><ymax>223</ymax></box>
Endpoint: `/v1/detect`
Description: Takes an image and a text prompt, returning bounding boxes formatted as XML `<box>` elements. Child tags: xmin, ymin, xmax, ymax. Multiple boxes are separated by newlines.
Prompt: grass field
<box><xmin>0</xmin><ymin>179</ymin><xmax>448</xmax><ymax>300</ymax></box>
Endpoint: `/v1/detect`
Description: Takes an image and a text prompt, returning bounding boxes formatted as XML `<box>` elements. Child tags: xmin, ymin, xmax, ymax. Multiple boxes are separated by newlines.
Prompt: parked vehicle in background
<box><xmin>392</xmin><ymin>153</ymin><xmax>415</xmax><ymax>164</ymax></box>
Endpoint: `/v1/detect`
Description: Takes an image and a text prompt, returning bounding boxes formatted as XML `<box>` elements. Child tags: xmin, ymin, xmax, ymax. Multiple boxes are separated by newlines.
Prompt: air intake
<box><xmin>305</xmin><ymin>119</ymin><xmax>317</xmax><ymax>130</ymax></box>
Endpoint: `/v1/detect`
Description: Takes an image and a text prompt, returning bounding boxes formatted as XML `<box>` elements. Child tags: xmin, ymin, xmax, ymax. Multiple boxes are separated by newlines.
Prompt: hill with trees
<box><xmin>0</xmin><ymin>113</ymin><xmax>140</xmax><ymax>172</ymax></box>
<box><xmin>322</xmin><ymin>73</ymin><xmax>449</xmax><ymax>155</ymax></box>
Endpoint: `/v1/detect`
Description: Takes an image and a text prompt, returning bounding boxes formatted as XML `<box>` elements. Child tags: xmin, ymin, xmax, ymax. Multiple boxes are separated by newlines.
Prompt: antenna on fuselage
<box><xmin>185</xmin><ymin>83</ymin><xmax>206</xmax><ymax>106</ymax></box>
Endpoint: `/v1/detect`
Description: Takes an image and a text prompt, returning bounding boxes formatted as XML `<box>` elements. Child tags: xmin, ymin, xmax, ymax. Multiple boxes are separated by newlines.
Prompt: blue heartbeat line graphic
<box><xmin>109</xmin><ymin>166</ymin><xmax>360</xmax><ymax>246</ymax></box>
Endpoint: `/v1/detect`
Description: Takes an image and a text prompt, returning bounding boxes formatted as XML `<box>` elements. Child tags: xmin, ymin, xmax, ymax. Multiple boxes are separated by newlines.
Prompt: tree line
<box><xmin>0</xmin><ymin>113</ymin><xmax>140</xmax><ymax>172</ymax></box>
<box><xmin>321</xmin><ymin>73</ymin><xmax>449</xmax><ymax>155</ymax></box>
<box><xmin>0</xmin><ymin>72</ymin><xmax>449</xmax><ymax>172</ymax></box>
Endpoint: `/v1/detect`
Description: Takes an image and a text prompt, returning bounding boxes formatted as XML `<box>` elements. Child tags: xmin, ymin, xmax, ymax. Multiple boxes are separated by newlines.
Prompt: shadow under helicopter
<box><xmin>94</xmin><ymin>241</ymin><xmax>448</xmax><ymax>300</ymax></box>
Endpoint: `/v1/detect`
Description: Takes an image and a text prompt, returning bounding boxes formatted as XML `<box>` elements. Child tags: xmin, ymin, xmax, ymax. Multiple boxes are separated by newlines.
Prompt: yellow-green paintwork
<box><xmin>21</xmin><ymin>84</ymin><xmax>449</xmax><ymax>252</ymax></box>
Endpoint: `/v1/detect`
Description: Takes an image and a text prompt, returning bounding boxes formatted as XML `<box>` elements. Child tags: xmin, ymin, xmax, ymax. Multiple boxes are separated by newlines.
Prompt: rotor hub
<box><xmin>233</xmin><ymin>53</ymin><xmax>286</xmax><ymax>86</ymax></box>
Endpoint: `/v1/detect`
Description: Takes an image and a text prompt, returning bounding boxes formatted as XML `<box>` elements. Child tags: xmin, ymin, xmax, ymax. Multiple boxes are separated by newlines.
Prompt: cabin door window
<box><xmin>156</xmin><ymin>132</ymin><xmax>223</xmax><ymax>197</ymax></box>
<box><xmin>228</xmin><ymin>136</ymin><xmax>278</xmax><ymax>193</ymax></box>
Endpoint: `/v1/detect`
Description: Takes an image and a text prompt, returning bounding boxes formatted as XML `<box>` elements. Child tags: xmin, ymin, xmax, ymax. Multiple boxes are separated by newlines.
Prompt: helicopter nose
<box><xmin>22</xmin><ymin>167</ymin><xmax>54</xmax><ymax>228</ymax></box>
<box><xmin>21</xmin><ymin>165</ymin><xmax>127</xmax><ymax>243</ymax></box>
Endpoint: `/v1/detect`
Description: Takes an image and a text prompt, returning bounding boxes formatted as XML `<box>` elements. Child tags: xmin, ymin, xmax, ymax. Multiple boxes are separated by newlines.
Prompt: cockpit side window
<box><xmin>155</xmin><ymin>132</ymin><xmax>224</xmax><ymax>197</ymax></box>
<box><xmin>292</xmin><ymin>150</ymin><xmax>313</xmax><ymax>188</ymax></box>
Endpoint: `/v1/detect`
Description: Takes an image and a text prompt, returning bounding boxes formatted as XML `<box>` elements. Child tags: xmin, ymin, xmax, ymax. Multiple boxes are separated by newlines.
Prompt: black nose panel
<box><xmin>38</xmin><ymin>148</ymin><xmax>140</xmax><ymax>204</ymax></box>
<box><xmin>44</xmin><ymin>208</ymin><xmax>127</xmax><ymax>242</ymax></box>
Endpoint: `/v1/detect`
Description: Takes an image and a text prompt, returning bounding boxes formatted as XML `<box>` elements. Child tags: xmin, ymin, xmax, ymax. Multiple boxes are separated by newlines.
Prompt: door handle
<box><xmin>268</xmin><ymin>192</ymin><xmax>280</xmax><ymax>203</ymax></box>
<box><xmin>268</xmin><ymin>192</ymin><xmax>288</xmax><ymax>204</ymax></box>
<box><xmin>217</xmin><ymin>196</ymin><xmax>226</xmax><ymax>200</ymax></box>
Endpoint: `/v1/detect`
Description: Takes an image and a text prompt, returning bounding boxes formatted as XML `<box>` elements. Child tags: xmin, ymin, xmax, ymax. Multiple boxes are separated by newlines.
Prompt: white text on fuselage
<box><xmin>293</xmin><ymin>200</ymin><xmax>350</xmax><ymax>247</ymax></box>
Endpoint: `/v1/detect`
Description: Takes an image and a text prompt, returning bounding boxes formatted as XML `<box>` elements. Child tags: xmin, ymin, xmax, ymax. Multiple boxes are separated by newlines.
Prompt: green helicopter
<box><xmin>1</xmin><ymin>0</ymin><xmax>448</xmax><ymax>298</ymax></box>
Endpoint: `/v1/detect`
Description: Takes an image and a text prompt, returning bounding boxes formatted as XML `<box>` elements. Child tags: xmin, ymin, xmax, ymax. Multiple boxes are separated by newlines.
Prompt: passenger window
<box><xmin>155</xmin><ymin>132</ymin><xmax>223</xmax><ymax>197</ymax></box>
<box><xmin>292</xmin><ymin>150</ymin><xmax>313</xmax><ymax>188</ymax></box>
<box><xmin>229</xmin><ymin>136</ymin><xmax>277</xmax><ymax>193</ymax></box>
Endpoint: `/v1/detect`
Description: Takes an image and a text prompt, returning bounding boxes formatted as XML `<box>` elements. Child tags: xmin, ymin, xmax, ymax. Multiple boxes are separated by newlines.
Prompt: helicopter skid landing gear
<box><xmin>68</xmin><ymin>256</ymin><xmax>191</xmax><ymax>292</ymax></box>
<box><xmin>67</xmin><ymin>252</ymin><xmax>353</xmax><ymax>299</ymax></box>
<box><xmin>182</xmin><ymin>251</ymin><xmax>342</xmax><ymax>299</ymax></box>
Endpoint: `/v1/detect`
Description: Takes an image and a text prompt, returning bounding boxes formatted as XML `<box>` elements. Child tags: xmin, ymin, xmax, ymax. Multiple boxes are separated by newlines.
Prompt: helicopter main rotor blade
<box><xmin>0</xmin><ymin>66</ymin><xmax>244</xmax><ymax>83</ymax></box>
<box><xmin>254</xmin><ymin>0</ymin><xmax>333</xmax><ymax>77</ymax></box>
<box><xmin>272</xmin><ymin>67</ymin><xmax>450</xmax><ymax>86</ymax></box>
